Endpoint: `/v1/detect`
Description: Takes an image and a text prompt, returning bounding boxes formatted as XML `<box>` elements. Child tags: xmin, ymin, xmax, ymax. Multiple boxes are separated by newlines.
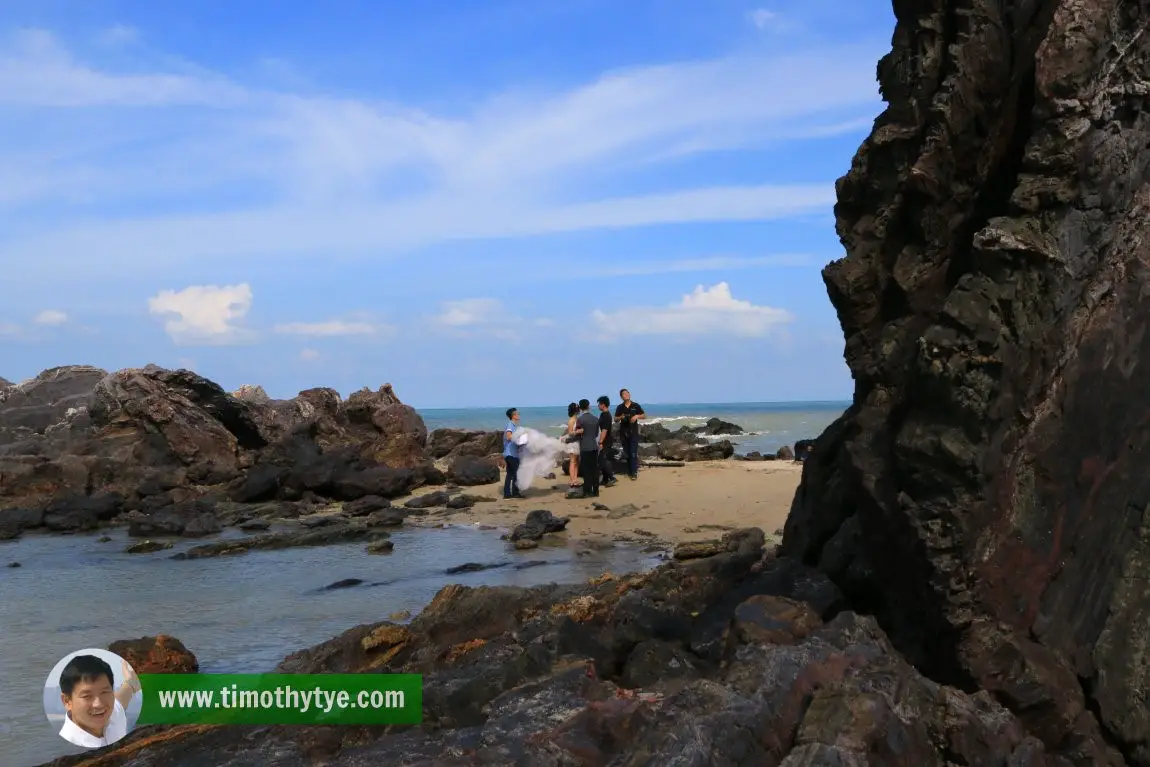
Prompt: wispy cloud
<box><xmin>0</xmin><ymin>28</ymin><xmax>884</xmax><ymax>277</ymax></box>
<box><xmin>591</xmin><ymin>282</ymin><xmax>792</xmax><ymax>339</ymax></box>
<box><xmin>537</xmin><ymin>254</ymin><xmax>819</xmax><ymax>280</ymax></box>
<box><xmin>33</xmin><ymin>309</ymin><xmax>68</xmax><ymax>325</ymax></box>
<box><xmin>274</xmin><ymin>319</ymin><xmax>392</xmax><ymax>337</ymax></box>
<box><xmin>95</xmin><ymin>24</ymin><xmax>139</xmax><ymax>47</ymax></box>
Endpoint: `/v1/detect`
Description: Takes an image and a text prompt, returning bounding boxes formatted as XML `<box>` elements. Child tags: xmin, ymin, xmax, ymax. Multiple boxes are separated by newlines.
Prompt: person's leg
<box><xmin>626</xmin><ymin>437</ymin><xmax>639</xmax><ymax>478</ymax></box>
<box><xmin>581</xmin><ymin>450</ymin><xmax>595</xmax><ymax>496</ymax></box>
<box><xmin>599</xmin><ymin>448</ymin><xmax>615</xmax><ymax>484</ymax></box>
<box><xmin>504</xmin><ymin>456</ymin><xmax>520</xmax><ymax>498</ymax></box>
<box><xmin>569</xmin><ymin>452</ymin><xmax>579</xmax><ymax>486</ymax></box>
<box><xmin>589</xmin><ymin>449</ymin><xmax>600</xmax><ymax>495</ymax></box>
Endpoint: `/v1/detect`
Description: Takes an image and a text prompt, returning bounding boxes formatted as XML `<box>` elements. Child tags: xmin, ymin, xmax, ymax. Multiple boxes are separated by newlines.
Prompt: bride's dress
<box><xmin>511</xmin><ymin>427</ymin><xmax>566</xmax><ymax>490</ymax></box>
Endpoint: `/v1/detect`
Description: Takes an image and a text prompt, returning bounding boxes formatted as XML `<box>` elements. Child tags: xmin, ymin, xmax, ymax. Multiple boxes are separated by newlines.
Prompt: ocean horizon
<box><xmin>418</xmin><ymin>400</ymin><xmax>849</xmax><ymax>455</ymax></box>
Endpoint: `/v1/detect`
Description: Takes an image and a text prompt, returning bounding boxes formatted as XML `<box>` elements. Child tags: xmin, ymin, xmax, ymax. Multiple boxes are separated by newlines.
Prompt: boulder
<box><xmin>691</xmin><ymin>417</ymin><xmax>743</xmax><ymax>436</ymax></box>
<box><xmin>447</xmin><ymin>455</ymin><xmax>500</xmax><ymax>486</ymax></box>
<box><xmin>657</xmin><ymin>439</ymin><xmax>735</xmax><ymax>461</ymax></box>
<box><xmin>780</xmin><ymin>0</ymin><xmax>1150</xmax><ymax>761</ymax></box>
<box><xmin>0</xmin><ymin>506</ymin><xmax>43</xmax><ymax>539</ymax></box>
<box><xmin>427</xmin><ymin>428</ymin><xmax>502</xmax><ymax>459</ymax></box>
<box><xmin>108</xmin><ymin>635</ymin><xmax>198</xmax><ymax>673</ymax></box>
<box><xmin>508</xmin><ymin>509</ymin><xmax>569</xmax><ymax>541</ymax></box>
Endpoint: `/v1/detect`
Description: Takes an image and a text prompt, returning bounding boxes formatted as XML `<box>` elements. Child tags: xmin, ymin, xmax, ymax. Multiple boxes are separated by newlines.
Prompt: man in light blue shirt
<box><xmin>502</xmin><ymin>408</ymin><xmax>524</xmax><ymax>499</ymax></box>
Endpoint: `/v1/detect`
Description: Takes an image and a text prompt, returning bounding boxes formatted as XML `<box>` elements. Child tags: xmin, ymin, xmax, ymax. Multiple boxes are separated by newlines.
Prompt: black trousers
<box><xmin>503</xmin><ymin>456</ymin><xmax>520</xmax><ymax>497</ymax></box>
<box><xmin>599</xmin><ymin>445</ymin><xmax>615</xmax><ymax>482</ymax></box>
<box><xmin>621</xmin><ymin>435</ymin><xmax>640</xmax><ymax>476</ymax></box>
<box><xmin>580</xmin><ymin>449</ymin><xmax>599</xmax><ymax>495</ymax></box>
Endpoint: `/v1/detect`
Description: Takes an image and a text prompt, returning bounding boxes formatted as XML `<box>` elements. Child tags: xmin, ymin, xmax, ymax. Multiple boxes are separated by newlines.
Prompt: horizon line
<box><xmin>414</xmin><ymin>398</ymin><xmax>852</xmax><ymax>412</ymax></box>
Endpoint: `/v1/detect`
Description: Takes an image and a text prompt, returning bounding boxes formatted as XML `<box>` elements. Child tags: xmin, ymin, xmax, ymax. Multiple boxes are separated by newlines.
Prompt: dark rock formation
<box><xmin>171</xmin><ymin>524</ymin><xmax>391</xmax><ymax>559</ymax></box>
<box><xmin>657</xmin><ymin>438</ymin><xmax>735</xmax><ymax>461</ymax></box>
<box><xmin>0</xmin><ymin>365</ymin><xmax>435</xmax><ymax>540</ymax></box>
<box><xmin>403</xmin><ymin>490</ymin><xmax>451</xmax><ymax>509</ymax></box>
<box><xmin>446</xmin><ymin>454</ymin><xmax>500</xmax><ymax>486</ymax></box>
<box><xmin>507</xmin><ymin>509</ymin><xmax>569</xmax><ymax>541</ymax></box>
<box><xmin>427</xmin><ymin>428</ymin><xmax>502</xmax><ymax>459</ymax></box>
<box><xmin>109</xmin><ymin>635</ymin><xmax>198</xmax><ymax>673</ymax></box>
<box><xmin>782</xmin><ymin>1</ymin><xmax>1150</xmax><ymax>762</ymax></box>
<box><xmin>690</xmin><ymin>417</ymin><xmax>744</xmax><ymax>436</ymax></box>
<box><xmin>0</xmin><ymin>375</ymin><xmax>10</xmax><ymax>388</ymax></box>
<box><xmin>42</xmin><ymin>529</ymin><xmax>1058</xmax><ymax>765</ymax></box>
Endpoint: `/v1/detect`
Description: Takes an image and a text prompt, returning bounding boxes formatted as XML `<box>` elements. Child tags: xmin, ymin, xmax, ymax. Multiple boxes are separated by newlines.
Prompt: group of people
<box><xmin>501</xmin><ymin>388</ymin><xmax>646</xmax><ymax>499</ymax></box>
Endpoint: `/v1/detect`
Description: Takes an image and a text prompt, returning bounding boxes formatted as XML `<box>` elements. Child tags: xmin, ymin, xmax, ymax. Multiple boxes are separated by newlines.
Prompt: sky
<box><xmin>0</xmin><ymin>0</ymin><xmax>896</xmax><ymax>408</ymax></box>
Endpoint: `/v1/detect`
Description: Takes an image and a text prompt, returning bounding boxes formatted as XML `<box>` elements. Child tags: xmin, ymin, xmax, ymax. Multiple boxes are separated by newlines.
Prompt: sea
<box><xmin>1</xmin><ymin>400</ymin><xmax>847</xmax><ymax>767</ymax></box>
<box><xmin>419</xmin><ymin>400</ymin><xmax>848</xmax><ymax>455</ymax></box>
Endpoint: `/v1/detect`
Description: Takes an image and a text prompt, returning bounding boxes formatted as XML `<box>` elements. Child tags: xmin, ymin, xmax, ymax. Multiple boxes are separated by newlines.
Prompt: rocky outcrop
<box><xmin>657</xmin><ymin>438</ymin><xmax>735</xmax><ymax>462</ymax></box>
<box><xmin>0</xmin><ymin>365</ymin><xmax>437</xmax><ymax>538</ymax></box>
<box><xmin>0</xmin><ymin>376</ymin><xmax>10</xmax><ymax>388</ymax></box>
<box><xmin>782</xmin><ymin>0</ymin><xmax>1150</xmax><ymax>762</ymax></box>
<box><xmin>40</xmin><ymin>529</ymin><xmax>1057</xmax><ymax>766</ymax></box>
<box><xmin>109</xmin><ymin>635</ymin><xmax>198</xmax><ymax>673</ymax></box>
<box><xmin>0</xmin><ymin>365</ymin><xmax>105</xmax><ymax>444</ymax></box>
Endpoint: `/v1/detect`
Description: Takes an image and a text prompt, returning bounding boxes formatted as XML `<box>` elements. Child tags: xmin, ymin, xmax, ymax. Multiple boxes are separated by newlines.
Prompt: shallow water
<box><xmin>0</xmin><ymin>525</ymin><xmax>658</xmax><ymax>767</ymax></box>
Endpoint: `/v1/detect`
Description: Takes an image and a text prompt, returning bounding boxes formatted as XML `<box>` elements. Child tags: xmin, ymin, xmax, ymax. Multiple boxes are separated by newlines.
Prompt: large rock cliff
<box><xmin>783</xmin><ymin>0</ymin><xmax>1150</xmax><ymax>762</ymax></box>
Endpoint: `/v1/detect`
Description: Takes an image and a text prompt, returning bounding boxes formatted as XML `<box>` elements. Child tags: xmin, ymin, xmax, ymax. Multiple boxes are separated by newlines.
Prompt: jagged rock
<box><xmin>427</xmin><ymin>428</ymin><xmax>502</xmax><ymax>459</ymax></box>
<box><xmin>657</xmin><ymin>439</ymin><xmax>735</xmax><ymax>461</ymax></box>
<box><xmin>780</xmin><ymin>1</ymin><xmax>1150</xmax><ymax>762</ymax></box>
<box><xmin>108</xmin><ymin>635</ymin><xmax>198</xmax><ymax>673</ymax></box>
<box><xmin>0</xmin><ymin>376</ymin><xmax>10</xmax><ymax>388</ymax></box>
<box><xmin>0</xmin><ymin>365</ymin><xmax>105</xmax><ymax>438</ymax></box>
<box><xmin>44</xmin><ymin>528</ymin><xmax>1056</xmax><ymax>766</ymax></box>
<box><xmin>691</xmin><ymin>417</ymin><xmax>743</xmax><ymax>436</ymax></box>
<box><xmin>775</xmin><ymin>445</ymin><xmax>794</xmax><ymax>460</ymax></box>
<box><xmin>508</xmin><ymin>509</ymin><xmax>569</xmax><ymax>541</ymax></box>
<box><xmin>231</xmin><ymin>384</ymin><xmax>270</xmax><ymax>404</ymax></box>
<box><xmin>447</xmin><ymin>454</ymin><xmax>501</xmax><ymax>486</ymax></box>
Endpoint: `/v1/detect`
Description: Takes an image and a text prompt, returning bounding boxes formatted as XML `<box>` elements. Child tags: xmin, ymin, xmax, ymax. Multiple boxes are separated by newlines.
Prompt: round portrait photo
<box><xmin>43</xmin><ymin>649</ymin><xmax>142</xmax><ymax>750</ymax></box>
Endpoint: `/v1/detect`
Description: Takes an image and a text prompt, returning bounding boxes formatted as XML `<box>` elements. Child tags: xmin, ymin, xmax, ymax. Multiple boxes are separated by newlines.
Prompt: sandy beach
<box><xmin>409</xmin><ymin>459</ymin><xmax>804</xmax><ymax>546</ymax></box>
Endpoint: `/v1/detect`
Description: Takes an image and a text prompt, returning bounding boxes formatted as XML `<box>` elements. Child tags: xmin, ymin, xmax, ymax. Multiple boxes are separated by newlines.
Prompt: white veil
<box><xmin>511</xmin><ymin>426</ymin><xmax>566</xmax><ymax>490</ymax></box>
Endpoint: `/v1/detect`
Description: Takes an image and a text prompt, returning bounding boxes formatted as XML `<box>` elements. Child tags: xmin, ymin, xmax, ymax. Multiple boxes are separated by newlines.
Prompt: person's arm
<box><xmin>115</xmin><ymin>659</ymin><xmax>140</xmax><ymax>711</ymax></box>
<box><xmin>614</xmin><ymin>405</ymin><xmax>625</xmax><ymax>423</ymax></box>
<box><xmin>631</xmin><ymin>404</ymin><xmax>646</xmax><ymax>422</ymax></box>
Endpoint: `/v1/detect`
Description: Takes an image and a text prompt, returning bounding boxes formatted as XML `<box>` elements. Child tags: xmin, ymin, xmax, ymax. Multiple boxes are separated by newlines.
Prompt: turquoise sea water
<box><xmin>419</xmin><ymin>400</ymin><xmax>849</xmax><ymax>454</ymax></box>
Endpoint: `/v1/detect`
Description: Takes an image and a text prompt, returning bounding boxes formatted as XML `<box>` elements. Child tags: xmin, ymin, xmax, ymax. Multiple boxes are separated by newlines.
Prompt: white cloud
<box><xmin>591</xmin><ymin>282</ymin><xmax>792</xmax><ymax>339</ymax></box>
<box><xmin>147</xmin><ymin>283</ymin><xmax>253</xmax><ymax>345</ymax></box>
<box><xmin>748</xmin><ymin>9</ymin><xmax>779</xmax><ymax>29</ymax></box>
<box><xmin>0</xmin><ymin>28</ymin><xmax>885</xmax><ymax>277</ymax></box>
<box><xmin>433</xmin><ymin>299</ymin><xmax>508</xmax><ymax>328</ymax></box>
<box><xmin>96</xmin><ymin>24</ymin><xmax>139</xmax><ymax>46</ymax></box>
<box><xmin>431</xmin><ymin>298</ymin><xmax>531</xmax><ymax>341</ymax></box>
<box><xmin>33</xmin><ymin>309</ymin><xmax>67</xmax><ymax>325</ymax></box>
<box><xmin>274</xmin><ymin>320</ymin><xmax>390</xmax><ymax>336</ymax></box>
<box><xmin>299</xmin><ymin>348</ymin><xmax>320</xmax><ymax>361</ymax></box>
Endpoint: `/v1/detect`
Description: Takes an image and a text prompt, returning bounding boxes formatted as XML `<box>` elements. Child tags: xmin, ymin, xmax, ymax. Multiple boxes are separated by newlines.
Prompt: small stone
<box><xmin>367</xmin><ymin>540</ymin><xmax>395</xmax><ymax>554</ymax></box>
<box><xmin>513</xmin><ymin>539</ymin><xmax>539</xmax><ymax>550</ymax></box>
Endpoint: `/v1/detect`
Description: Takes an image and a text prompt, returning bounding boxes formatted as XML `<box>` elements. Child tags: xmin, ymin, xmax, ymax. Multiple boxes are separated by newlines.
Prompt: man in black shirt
<box><xmin>614</xmin><ymin>388</ymin><xmax>645</xmax><ymax>480</ymax></box>
<box><xmin>596</xmin><ymin>396</ymin><xmax>617</xmax><ymax>487</ymax></box>
<box><xmin>574</xmin><ymin>399</ymin><xmax>600</xmax><ymax>497</ymax></box>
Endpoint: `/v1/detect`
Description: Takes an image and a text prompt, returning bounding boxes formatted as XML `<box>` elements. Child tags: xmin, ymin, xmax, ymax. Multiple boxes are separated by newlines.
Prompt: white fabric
<box><xmin>512</xmin><ymin>427</ymin><xmax>566</xmax><ymax>490</ymax></box>
<box><xmin>515</xmin><ymin>432</ymin><xmax>530</xmax><ymax>446</ymax></box>
<box><xmin>59</xmin><ymin>699</ymin><xmax>128</xmax><ymax>748</ymax></box>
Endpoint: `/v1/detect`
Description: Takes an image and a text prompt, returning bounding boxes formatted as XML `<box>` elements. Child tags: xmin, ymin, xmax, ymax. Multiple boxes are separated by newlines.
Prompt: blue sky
<box><xmin>0</xmin><ymin>0</ymin><xmax>895</xmax><ymax>407</ymax></box>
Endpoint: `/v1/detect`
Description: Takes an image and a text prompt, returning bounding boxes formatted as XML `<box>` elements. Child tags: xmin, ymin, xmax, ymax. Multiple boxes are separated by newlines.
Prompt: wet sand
<box><xmin>410</xmin><ymin>460</ymin><xmax>804</xmax><ymax>546</ymax></box>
